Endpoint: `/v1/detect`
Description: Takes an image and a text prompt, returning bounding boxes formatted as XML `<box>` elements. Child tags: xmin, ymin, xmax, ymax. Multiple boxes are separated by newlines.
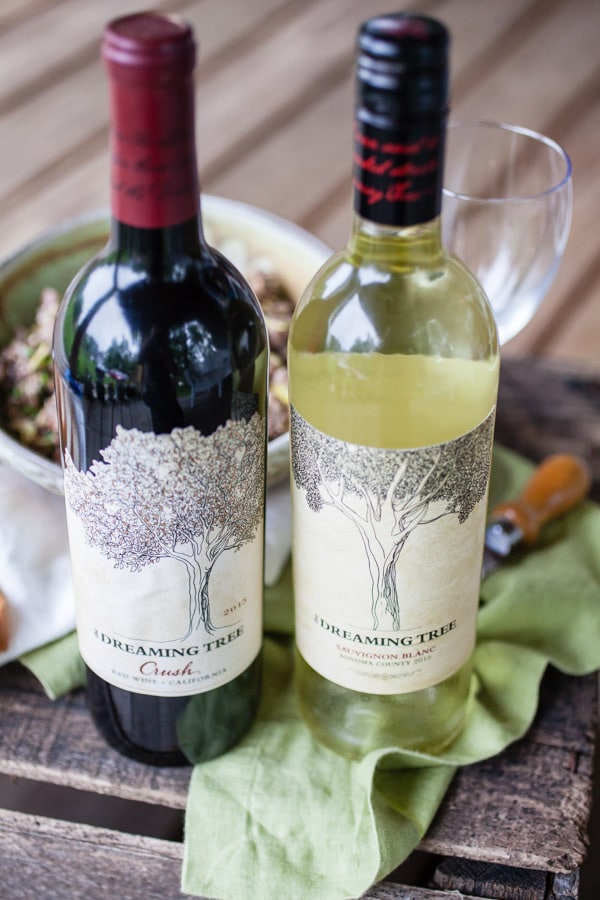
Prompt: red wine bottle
<box><xmin>53</xmin><ymin>13</ymin><xmax>268</xmax><ymax>766</ymax></box>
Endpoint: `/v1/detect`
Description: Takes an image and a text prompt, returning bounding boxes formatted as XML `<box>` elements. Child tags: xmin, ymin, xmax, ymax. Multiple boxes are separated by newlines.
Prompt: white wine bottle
<box><xmin>288</xmin><ymin>13</ymin><xmax>499</xmax><ymax>758</ymax></box>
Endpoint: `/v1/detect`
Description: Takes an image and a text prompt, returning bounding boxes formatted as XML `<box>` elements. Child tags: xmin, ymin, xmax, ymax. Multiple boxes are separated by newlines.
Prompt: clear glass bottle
<box><xmin>53</xmin><ymin>13</ymin><xmax>268</xmax><ymax>765</ymax></box>
<box><xmin>288</xmin><ymin>13</ymin><xmax>499</xmax><ymax>759</ymax></box>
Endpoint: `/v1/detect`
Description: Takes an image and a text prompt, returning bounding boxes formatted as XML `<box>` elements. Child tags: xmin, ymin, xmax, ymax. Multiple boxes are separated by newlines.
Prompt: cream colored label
<box><xmin>64</xmin><ymin>416</ymin><xmax>264</xmax><ymax>697</ymax></box>
<box><xmin>291</xmin><ymin>408</ymin><xmax>495</xmax><ymax>695</ymax></box>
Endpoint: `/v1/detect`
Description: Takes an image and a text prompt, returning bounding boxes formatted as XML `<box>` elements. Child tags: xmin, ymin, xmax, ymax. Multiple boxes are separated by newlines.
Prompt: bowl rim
<box><xmin>0</xmin><ymin>196</ymin><xmax>331</xmax><ymax>494</ymax></box>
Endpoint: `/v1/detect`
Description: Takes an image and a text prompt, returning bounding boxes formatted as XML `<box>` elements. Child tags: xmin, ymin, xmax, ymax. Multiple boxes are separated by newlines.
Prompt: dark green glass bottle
<box><xmin>53</xmin><ymin>13</ymin><xmax>268</xmax><ymax>765</ymax></box>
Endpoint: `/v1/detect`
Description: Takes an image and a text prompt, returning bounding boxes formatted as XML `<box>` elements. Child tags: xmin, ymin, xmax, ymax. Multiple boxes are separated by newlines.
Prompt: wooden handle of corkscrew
<box><xmin>490</xmin><ymin>454</ymin><xmax>592</xmax><ymax>545</ymax></box>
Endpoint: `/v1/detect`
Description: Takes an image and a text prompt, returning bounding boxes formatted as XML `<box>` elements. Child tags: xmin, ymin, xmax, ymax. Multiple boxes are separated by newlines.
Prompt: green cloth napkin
<box><xmin>182</xmin><ymin>445</ymin><xmax>600</xmax><ymax>900</ymax></box>
<box><xmin>16</xmin><ymin>446</ymin><xmax>600</xmax><ymax>900</ymax></box>
<box><xmin>20</xmin><ymin>631</ymin><xmax>85</xmax><ymax>699</ymax></box>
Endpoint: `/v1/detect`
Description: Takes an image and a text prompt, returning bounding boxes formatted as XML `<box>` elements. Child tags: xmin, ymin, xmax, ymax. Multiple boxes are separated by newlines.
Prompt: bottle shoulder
<box><xmin>56</xmin><ymin>244</ymin><xmax>265</xmax><ymax>336</ymax></box>
<box><xmin>53</xmin><ymin>242</ymin><xmax>268</xmax><ymax>391</ymax></box>
<box><xmin>289</xmin><ymin>244</ymin><xmax>498</xmax><ymax>359</ymax></box>
<box><xmin>294</xmin><ymin>243</ymin><xmax>490</xmax><ymax>307</ymax></box>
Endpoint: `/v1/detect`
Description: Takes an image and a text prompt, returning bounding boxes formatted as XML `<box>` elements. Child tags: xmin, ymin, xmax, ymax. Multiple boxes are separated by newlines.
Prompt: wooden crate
<box><xmin>1</xmin><ymin>357</ymin><xmax>598</xmax><ymax>899</ymax></box>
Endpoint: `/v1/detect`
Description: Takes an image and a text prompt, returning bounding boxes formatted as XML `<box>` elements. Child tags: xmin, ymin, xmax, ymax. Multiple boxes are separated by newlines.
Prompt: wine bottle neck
<box><xmin>353</xmin><ymin>13</ymin><xmax>448</xmax><ymax>230</ymax></box>
<box><xmin>347</xmin><ymin>212</ymin><xmax>443</xmax><ymax>266</ymax></box>
<box><xmin>107</xmin><ymin>70</ymin><xmax>200</xmax><ymax>231</ymax></box>
<box><xmin>109</xmin><ymin>215</ymin><xmax>204</xmax><ymax>262</ymax></box>
<box><xmin>352</xmin><ymin>116</ymin><xmax>445</xmax><ymax>228</ymax></box>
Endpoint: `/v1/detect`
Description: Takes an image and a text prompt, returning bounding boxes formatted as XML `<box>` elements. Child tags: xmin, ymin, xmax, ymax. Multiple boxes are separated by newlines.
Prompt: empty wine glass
<box><xmin>442</xmin><ymin>120</ymin><xmax>573</xmax><ymax>345</ymax></box>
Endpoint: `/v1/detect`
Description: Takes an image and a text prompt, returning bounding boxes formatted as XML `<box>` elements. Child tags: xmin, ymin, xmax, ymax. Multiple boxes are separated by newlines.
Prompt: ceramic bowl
<box><xmin>0</xmin><ymin>196</ymin><xmax>330</xmax><ymax>494</ymax></box>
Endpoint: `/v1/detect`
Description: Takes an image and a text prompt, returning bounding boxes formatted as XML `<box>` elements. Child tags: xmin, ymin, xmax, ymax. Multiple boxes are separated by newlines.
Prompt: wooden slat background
<box><xmin>0</xmin><ymin>0</ymin><xmax>598</xmax><ymax>365</ymax></box>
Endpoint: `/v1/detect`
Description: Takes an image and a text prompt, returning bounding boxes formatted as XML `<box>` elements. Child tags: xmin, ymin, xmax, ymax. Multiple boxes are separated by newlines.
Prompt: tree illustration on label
<box><xmin>291</xmin><ymin>409</ymin><xmax>494</xmax><ymax>630</ymax></box>
<box><xmin>64</xmin><ymin>414</ymin><xmax>264</xmax><ymax>638</ymax></box>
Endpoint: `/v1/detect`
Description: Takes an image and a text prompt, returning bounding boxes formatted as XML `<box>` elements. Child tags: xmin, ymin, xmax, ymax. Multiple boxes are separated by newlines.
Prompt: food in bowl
<box><xmin>0</xmin><ymin>287</ymin><xmax>60</xmax><ymax>461</ymax></box>
<box><xmin>0</xmin><ymin>198</ymin><xmax>330</xmax><ymax>493</ymax></box>
<box><xmin>0</xmin><ymin>259</ymin><xmax>294</xmax><ymax>464</ymax></box>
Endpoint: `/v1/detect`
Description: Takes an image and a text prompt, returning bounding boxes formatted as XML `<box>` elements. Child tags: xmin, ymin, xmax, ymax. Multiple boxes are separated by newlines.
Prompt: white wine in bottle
<box><xmin>288</xmin><ymin>13</ymin><xmax>499</xmax><ymax>759</ymax></box>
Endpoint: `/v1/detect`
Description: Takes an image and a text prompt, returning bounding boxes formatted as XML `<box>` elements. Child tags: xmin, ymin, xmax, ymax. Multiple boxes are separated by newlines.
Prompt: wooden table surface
<box><xmin>0</xmin><ymin>0</ymin><xmax>599</xmax><ymax>365</ymax></box>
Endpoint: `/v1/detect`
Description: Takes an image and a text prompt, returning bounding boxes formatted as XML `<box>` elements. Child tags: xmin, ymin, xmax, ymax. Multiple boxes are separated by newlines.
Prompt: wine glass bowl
<box><xmin>442</xmin><ymin>120</ymin><xmax>573</xmax><ymax>346</ymax></box>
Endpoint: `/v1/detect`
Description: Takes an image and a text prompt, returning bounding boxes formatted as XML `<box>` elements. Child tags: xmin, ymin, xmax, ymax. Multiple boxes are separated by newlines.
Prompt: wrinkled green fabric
<box><xmin>182</xmin><ymin>446</ymin><xmax>600</xmax><ymax>900</ymax></box>
<box><xmin>17</xmin><ymin>447</ymin><xmax>600</xmax><ymax>900</ymax></box>
<box><xmin>19</xmin><ymin>631</ymin><xmax>85</xmax><ymax>699</ymax></box>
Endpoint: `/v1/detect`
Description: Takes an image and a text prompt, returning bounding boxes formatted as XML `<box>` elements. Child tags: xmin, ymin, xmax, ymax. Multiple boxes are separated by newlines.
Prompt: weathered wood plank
<box><xmin>0</xmin><ymin>808</ymin><xmax>193</xmax><ymax>900</ymax></box>
<box><xmin>494</xmin><ymin>357</ymin><xmax>600</xmax><ymax>499</ymax></box>
<box><xmin>1</xmin><ymin>801</ymin><xmax>568</xmax><ymax>900</ymax></box>
<box><xmin>0</xmin><ymin>809</ymin><xmax>493</xmax><ymax>900</ymax></box>
<box><xmin>0</xmin><ymin>661</ymin><xmax>595</xmax><ymax>873</ymax></box>
<box><xmin>0</xmin><ymin>664</ymin><xmax>190</xmax><ymax>809</ymax></box>
<box><xmin>0</xmin><ymin>809</ymin><xmax>466</xmax><ymax>899</ymax></box>
<box><xmin>0</xmin><ymin>0</ymin><xmax>177</xmax><ymax>113</ymax></box>
<box><xmin>420</xmin><ymin>668</ymin><xmax>596</xmax><ymax>873</ymax></box>
<box><xmin>0</xmin><ymin>0</ymin><xmax>295</xmax><ymax>214</ymax></box>
<box><xmin>423</xmin><ymin>738</ymin><xmax>592</xmax><ymax>871</ymax></box>
<box><xmin>364</xmin><ymin>886</ymin><xmax>484</xmax><ymax>900</ymax></box>
<box><xmin>431</xmin><ymin>857</ymin><xmax>580</xmax><ymax>900</ymax></box>
<box><xmin>449</xmin><ymin>0</ymin><xmax>600</xmax><ymax>128</ymax></box>
<box><xmin>0</xmin><ymin>0</ymin><xmax>57</xmax><ymax>31</ymax></box>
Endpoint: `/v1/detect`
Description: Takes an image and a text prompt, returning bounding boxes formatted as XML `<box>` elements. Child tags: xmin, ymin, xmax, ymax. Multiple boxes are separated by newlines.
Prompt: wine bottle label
<box><xmin>291</xmin><ymin>407</ymin><xmax>495</xmax><ymax>695</ymax></box>
<box><xmin>63</xmin><ymin>416</ymin><xmax>264</xmax><ymax>698</ymax></box>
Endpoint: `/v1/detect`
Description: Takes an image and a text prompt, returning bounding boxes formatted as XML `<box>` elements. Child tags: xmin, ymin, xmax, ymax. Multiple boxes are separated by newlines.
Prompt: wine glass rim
<box><xmin>442</xmin><ymin>118</ymin><xmax>573</xmax><ymax>203</ymax></box>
